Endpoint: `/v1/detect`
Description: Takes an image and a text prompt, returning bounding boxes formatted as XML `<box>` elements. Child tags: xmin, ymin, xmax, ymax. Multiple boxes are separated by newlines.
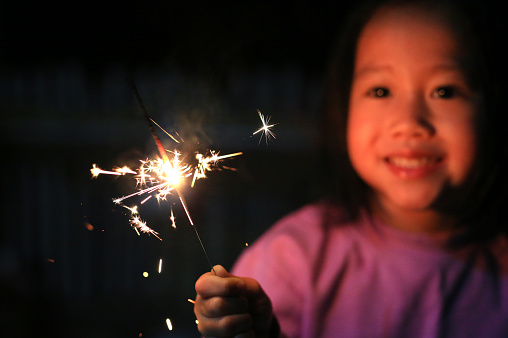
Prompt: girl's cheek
<box><xmin>431</xmin><ymin>103</ymin><xmax>478</xmax><ymax>134</ymax></box>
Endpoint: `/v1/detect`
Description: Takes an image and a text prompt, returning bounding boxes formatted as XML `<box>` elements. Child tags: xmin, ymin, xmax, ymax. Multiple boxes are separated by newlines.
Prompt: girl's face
<box><xmin>347</xmin><ymin>6</ymin><xmax>481</xmax><ymax>221</ymax></box>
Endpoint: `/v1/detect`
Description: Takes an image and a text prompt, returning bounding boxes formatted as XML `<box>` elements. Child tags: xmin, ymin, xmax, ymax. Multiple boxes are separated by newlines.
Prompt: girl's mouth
<box><xmin>386</xmin><ymin>156</ymin><xmax>441</xmax><ymax>168</ymax></box>
<box><xmin>384</xmin><ymin>156</ymin><xmax>443</xmax><ymax>178</ymax></box>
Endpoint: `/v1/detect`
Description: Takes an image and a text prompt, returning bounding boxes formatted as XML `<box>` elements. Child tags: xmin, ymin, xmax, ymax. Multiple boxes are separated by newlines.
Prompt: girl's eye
<box><xmin>433</xmin><ymin>86</ymin><xmax>455</xmax><ymax>99</ymax></box>
<box><xmin>369</xmin><ymin>87</ymin><xmax>390</xmax><ymax>98</ymax></box>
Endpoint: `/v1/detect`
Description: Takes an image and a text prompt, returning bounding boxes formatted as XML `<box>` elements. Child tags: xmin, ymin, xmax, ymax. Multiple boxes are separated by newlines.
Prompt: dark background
<box><xmin>1</xmin><ymin>1</ymin><xmax>353</xmax><ymax>337</ymax></box>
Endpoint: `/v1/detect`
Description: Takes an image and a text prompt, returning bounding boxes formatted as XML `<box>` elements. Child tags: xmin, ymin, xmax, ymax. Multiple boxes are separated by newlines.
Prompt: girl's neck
<box><xmin>370</xmin><ymin>197</ymin><xmax>459</xmax><ymax>236</ymax></box>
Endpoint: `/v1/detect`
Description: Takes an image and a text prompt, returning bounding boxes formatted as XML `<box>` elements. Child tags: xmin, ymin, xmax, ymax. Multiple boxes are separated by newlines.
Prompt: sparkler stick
<box><xmin>128</xmin><ymin>79</ymin><xmax>216</xmax><ymax>273</ymax></box>
<box><xmin>129</xmin><ymin>79</ymin><xmax>170</xmax><ymax>163</ymax></box>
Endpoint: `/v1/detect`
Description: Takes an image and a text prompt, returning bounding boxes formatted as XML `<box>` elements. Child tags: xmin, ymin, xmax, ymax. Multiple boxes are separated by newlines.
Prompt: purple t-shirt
<box><xmin>232</xmin><ymin>203</ymin><xmax>508</xmax><ymax>337</ymax></box>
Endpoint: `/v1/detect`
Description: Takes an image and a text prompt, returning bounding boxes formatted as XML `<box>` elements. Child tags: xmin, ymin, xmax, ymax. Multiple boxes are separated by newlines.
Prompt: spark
<box><xmin>170</xmin><ymin>207</ymin><xmax>176</xmax><ymax>228</ymax></box>
<box><xmin>188</xmin><ymin>298</ymin><xmax>196</xmax><ymax>304</ymax></box>
<box><xmin>122</xmin><ymin>205</ymin><xmax>138</xmax><ymax>214</ymax></box>
<box><xmin>119</xmin><ymin>205</ymin><xmax>161</xmax><ymax>239</ymax></box>
<box><xmin>150</xmin><ymin>118</ymin><xmax>180</xmax><ymax>143</ymax></box>
<box><xmin>114</xmin><ymin>166</ymin><xmax>137</xmax><ymax>175</ymax></box>
<box><xmin>91</xmin><ymin>164</ymin><xmax>121</xmax><ymax>177</ymax></box>
<box><xmin>159</xmin><ymin>258</ymin><xmax>163</xmax><ymax>273</ymax></box>
<box><xmin>130</xmin><ymin>215</ymin><xmax>161</xmax><ymax>240</ymax></box>
<box><xmin>91</xmin><ymin>140</ymin><xmax>241</xmax><ymax>239</ymax></box>
<box><xmin>253</xmin><ymin>109</ymin><xmax>277</xmax><ymax>145</ymax></box>
<box><xmin>166</xmin><ymin>318</ymin><xmax>173</xmax><ymax>331</ymax></box>
<box><xmin>192</xmin><ymin>151</ymin><xmax>243</xmax><ymax>187</ymax></box>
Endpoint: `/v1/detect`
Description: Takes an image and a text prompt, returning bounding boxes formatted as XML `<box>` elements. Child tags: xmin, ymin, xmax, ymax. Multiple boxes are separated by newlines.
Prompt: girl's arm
<box><xmin>194</xmin><ymin>265</ymin><xmax>280</xmax><ymax>337</ymax></box>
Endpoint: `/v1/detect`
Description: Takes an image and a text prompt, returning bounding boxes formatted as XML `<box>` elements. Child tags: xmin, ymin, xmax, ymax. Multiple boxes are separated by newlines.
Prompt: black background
<box><xmin>1</xmin><ymin>1</ymin><xmax>353</xmax><ymax>337</ymax></box>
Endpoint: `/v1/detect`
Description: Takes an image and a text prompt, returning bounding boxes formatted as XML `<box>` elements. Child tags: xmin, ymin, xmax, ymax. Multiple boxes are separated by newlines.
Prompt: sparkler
<box><xmin>89</xmin><ymin>82</ymin><xmax>281</xmax><ymax>334</ymax></box>
<box><xmin>90</xmin><ymin>81</ymin><xmax>242</xmax><ymax>272</ymax></box>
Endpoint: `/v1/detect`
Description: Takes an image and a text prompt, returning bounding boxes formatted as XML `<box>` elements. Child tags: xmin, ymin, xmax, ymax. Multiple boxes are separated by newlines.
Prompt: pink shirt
<box><xmin>232</xmin><ymin>203</ymin><xmax>508</xmax><ymax>337</ymax></box>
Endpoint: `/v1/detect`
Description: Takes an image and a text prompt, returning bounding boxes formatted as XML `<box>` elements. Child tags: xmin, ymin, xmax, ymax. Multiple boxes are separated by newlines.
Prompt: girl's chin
<box><xmin>376</xmin><ymin>190</ymin><xmax>442</xmax><ymax>213</ymax></box>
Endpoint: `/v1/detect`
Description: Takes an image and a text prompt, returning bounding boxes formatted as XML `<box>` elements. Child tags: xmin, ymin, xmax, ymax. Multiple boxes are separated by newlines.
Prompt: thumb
<box><xmin>211</xmin><ymin>264</ymin><xmax>233</xmax><ymax>277</ymax></box>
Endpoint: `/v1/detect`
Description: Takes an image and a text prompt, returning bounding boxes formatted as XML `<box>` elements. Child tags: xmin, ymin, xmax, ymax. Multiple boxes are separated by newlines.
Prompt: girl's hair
<box><xmin>319</xmin><ymin>0</ymin><xmax>508</xmax><ymax>238</ymax></box>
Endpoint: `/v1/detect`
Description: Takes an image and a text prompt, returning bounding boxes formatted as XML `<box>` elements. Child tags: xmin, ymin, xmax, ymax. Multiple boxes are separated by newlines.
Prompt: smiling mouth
<box><xmin>386</xmin><ymin>156</ymin><xmax>442</xmax><ymax>169</ymax></box>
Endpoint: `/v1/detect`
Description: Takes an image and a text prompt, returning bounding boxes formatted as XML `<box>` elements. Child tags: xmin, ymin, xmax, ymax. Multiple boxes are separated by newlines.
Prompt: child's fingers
<box><xmin>210</xmin><ymin>264</ymin><xmax>231</xmax><ymax>277</ymax></box>
<box><xmin>240</xmin><ymin>276</ymin><xmax>264</xmax><ymax>298</ymax></box>
<box><xmin>235</xmin><ymin>276</ymin><xmax>274</xmax><ymax>333</ymax></box>
<box><xmin>197</xmin><ymin>312</ymin><xmax>253</xmax><ymax>337</ymax></box>
<box><xmin>196</xmin><ymin>266</ymin><xmax>264</xmax><ymax>300</ymax></box>
<box><xmin>196</xmin><ymin>295</ymin><xmax>248</xmax><ymax>318</ymax></box>
<box><xmin>195</xmin><ymin>266</ymin><xmax>246</xmax><ymax>299</ymax></box>
<box><xmin>194</xmin><ymin>266</ymin><xmax>273</xmax><ymax>337</ymax></box>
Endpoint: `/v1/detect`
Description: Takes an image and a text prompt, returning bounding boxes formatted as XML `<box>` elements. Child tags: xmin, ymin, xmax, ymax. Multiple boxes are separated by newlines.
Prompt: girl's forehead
<box><xmin>355</xmin><ymin>5</ymin><xmax>467</xmax><ymax>67</ymax></box>
<box><xmin>369</xmin><ymin>4</ymin><xmax>452</xmax><ymax>25</ymax></box>
<box><xmin>363</xmin><ymin>5</ymin><xmax>456</xmax><ymax>39</ymax></box>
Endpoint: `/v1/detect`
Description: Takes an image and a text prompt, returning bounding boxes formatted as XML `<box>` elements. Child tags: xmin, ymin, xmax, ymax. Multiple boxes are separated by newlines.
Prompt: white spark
<box><xmin>253</xmin><ymin>109</ymin><xmax>277</xmax><ymax>145</ymax></box>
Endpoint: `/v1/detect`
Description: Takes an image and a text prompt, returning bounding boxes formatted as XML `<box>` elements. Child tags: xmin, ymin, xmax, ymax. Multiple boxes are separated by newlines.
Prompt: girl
<box><xmin>194</xmin><ymin>0</ymin><xmax>508</xmax><ymax>337</ymax></box>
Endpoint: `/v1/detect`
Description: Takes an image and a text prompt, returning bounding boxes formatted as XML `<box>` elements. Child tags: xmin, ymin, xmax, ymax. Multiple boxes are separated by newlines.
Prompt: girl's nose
<box><xmin>389</xmin><ymin>97</ymin><xmax>435</xmax><ymax>139</ymax></box>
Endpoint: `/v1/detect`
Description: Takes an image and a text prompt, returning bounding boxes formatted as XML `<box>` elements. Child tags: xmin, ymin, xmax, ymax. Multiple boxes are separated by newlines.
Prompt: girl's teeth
<box><xmin>389</xmin><ymin>157</ymin><xmax>437</xmax><ymax>168</ymax></box>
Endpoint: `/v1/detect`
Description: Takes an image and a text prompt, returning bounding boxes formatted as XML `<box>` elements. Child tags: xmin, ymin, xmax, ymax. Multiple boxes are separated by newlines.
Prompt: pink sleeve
<box><xmin>232</xmin><ymin>206</ymin><xmax>322</xmax><ymax>338</ymax></box>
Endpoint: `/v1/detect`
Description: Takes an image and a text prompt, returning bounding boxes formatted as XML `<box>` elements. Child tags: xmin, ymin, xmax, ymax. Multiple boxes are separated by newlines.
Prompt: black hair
<box><xmin>319</xmin><ymin>0</ymin><xmax>508</xmax><ymax>238</ymax></box>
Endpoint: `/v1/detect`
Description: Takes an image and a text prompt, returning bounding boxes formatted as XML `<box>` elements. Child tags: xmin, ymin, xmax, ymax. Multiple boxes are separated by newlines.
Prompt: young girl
<box><xmin>194</xmin><ymin>0</ymin><xmax>508</xmax><ymax>336</ymax></box>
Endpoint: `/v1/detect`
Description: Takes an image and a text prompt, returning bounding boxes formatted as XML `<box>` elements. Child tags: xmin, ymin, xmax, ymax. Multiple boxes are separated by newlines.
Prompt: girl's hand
<box><xmin>194</xmin><ymin>265</ymin><xmax>277</xmax><ymax>338</ymax></box>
